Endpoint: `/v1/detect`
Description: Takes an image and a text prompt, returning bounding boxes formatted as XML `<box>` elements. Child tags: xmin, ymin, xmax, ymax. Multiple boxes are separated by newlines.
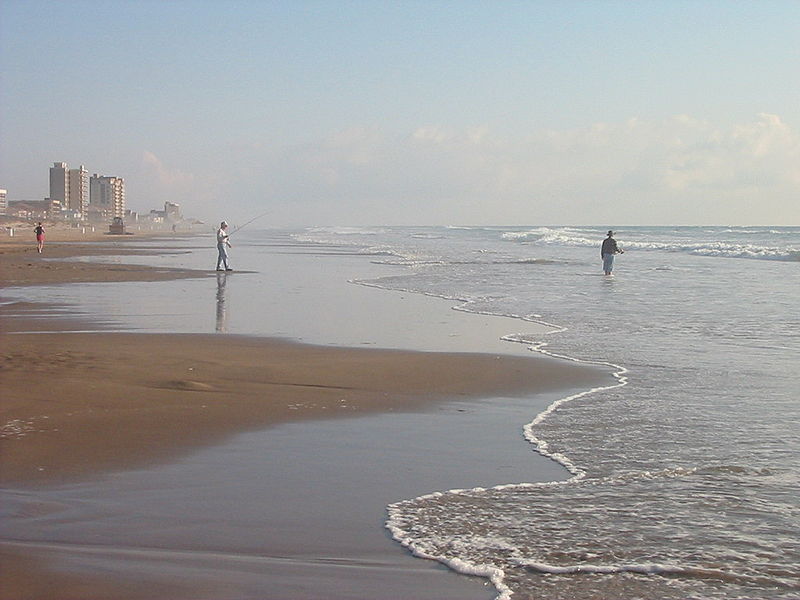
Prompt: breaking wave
<box><xmin>501</xmin><ymin>227</ymin><xmax>800</xmax><ymax>261</ymax></box>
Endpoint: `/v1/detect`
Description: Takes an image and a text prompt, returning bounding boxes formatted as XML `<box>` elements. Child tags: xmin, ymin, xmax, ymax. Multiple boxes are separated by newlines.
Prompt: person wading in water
<box><xmin>601</xmin><ymin>230</ymin><xmax>623</xmax><ymax>275</ymax></box>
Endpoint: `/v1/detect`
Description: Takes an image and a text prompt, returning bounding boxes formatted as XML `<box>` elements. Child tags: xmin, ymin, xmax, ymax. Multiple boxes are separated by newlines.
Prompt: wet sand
<box><xmin>0</xmin><ymin>228</ymin><xmax>608</xmax><ymax>599</ymax></box>
<box><xmin>0</xmin><ymin>331</ymin><xmax>597</xmax><ymax>487</ymax></box>
<box><xmin>0</xmin><ymin>225</ymin><xmax>205</xmax><ymax>288</ymax></box>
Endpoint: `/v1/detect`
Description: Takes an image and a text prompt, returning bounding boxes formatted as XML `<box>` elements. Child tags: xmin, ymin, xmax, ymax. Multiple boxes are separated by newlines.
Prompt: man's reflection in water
<box><xmin>216</xmin><ymin>271</ymin><xmax>228</xmax><ymax>333</ymax></box>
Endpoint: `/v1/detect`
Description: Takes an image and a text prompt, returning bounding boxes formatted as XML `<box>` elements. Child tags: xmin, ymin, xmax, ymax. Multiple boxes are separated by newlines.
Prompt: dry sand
<box><xmin>0</xmin><ymin>226</ymin><xmax>605</xmax><ymax>599</ymax></box>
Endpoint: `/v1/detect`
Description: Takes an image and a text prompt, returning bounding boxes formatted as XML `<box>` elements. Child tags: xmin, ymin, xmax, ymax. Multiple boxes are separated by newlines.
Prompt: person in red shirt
<box><xmin>34</xmin><ymin>222</ymin><xmax>45</xmax><ymax>254</ymax></box>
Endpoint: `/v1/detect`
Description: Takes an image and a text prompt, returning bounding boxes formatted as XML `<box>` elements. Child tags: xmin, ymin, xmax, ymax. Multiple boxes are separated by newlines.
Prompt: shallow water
<box><xmin>2</xmin><ymin>232</ymin><xmax>548</xmax><ymax>355</ymax></box>
<box><xmin>293</xmin><ymin>225</ymin><xmax>800</xmax><ymax>599</ymax></box>
<box><xmin>0</xmin><ymin>392</ymin><xmax>581</xmax><ymax>599</ymax></box>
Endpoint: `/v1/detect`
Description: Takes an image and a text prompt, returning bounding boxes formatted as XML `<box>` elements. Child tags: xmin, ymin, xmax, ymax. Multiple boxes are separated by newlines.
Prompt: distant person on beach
<box><xmin>601</xmin><ymin>230</ymin><xmax>623</xmax><ymax>275</ymax></box>
<box><xmin>216</xmin><ymin>221</ymin><xmax>232</xmax><ymax>271</ymax></box>
<box><xmin>34</xmin><ymin>222</ymin><xmax>45</xmax><ymax>253</ymax></box>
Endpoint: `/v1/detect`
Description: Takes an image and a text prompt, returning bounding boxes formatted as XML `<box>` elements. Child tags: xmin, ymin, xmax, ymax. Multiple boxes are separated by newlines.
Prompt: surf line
<box><xmin>380</xmin><ymin>291</ymin><xmax>628</xmax><ymax>600</ymax></box>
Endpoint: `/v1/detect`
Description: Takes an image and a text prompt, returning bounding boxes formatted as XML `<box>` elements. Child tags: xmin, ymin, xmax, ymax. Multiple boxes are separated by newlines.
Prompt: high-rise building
<box><xmin>69</xmin><ymin>165</ymin><xmax>88</xmax><ymax>217</ymax></box>
<box><xmin>164</xmin><ymin>201</ymin><xmax>181</xmax><ymax>221</ymax></box>
<box><xmin>89</xmin><ymin>174</ymin><xmax>125</xmax><ymax>219</ymax></box>
<box><xmin>49</xmin><ymin>162</ymin><xmax>69</xmax><ymax>205</ymax></box>
<box><xmin>0</xmin><ymin>189</ymin><xmax>7</xmax><ymax>214</ymax></box>
<box><xmin>50</xmin><ymin>162</ymin><xmax>89</xmax><ymax>219</ymax></box>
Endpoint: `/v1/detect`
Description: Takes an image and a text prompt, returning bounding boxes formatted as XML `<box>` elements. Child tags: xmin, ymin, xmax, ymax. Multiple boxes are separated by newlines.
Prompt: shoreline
<box><xmin>0</xmin><ymin>330</ymin><xmax>603</xmax><ymax>488</ymax></box>
<box><xmin>1</xmin><ymin>230</ymin><xmax>603</xmax><ymax>488</ymax></box>
<box><xmin>0</xmin><ymin>230</ymin><xmax>609</xmax><ymax>599</ymax></box>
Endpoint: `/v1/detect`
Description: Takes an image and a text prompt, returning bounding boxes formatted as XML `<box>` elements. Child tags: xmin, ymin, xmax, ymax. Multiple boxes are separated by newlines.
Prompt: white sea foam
<box><xmin>302</xmin><ymin>226</ymin><xmax>386</xmax><ymax>236</ymax></box>
<box><xmin>623</xmin><ymin>239</ymin><xmax>799</xmax><ymax>261</ymax></box>
<box><xmin>500</xmin><ymin>226</ymin><xmax>800</xmax><ymax>261</ymax></box>
<box><xmin>514</xmin><ymin>559</ymin><xmax>800</xmax><ymax>590</ymax></box>
<box><xmin>384</xmin><ymin>292</ymin><xmax>629</xmax><ymax>598</ymax></box>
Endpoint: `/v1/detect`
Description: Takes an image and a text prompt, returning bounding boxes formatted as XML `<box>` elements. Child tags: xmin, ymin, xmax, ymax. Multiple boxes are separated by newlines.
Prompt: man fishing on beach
<box><xmin>601</xmin><ymin>230</ymin><xmax>623</xmax><ymax>275</ymax></box>
<box><xmin>213</xmin><ymin>211</ymin><xmax>270</xmax><ymax>272</ymax></box>
<box><xmin>216</xmin><ymin>221</ymin><xmax>232</xmax><ymax>271</ymax></box>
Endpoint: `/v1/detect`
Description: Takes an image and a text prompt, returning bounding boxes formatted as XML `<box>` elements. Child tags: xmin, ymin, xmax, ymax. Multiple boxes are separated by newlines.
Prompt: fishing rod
<box><xmin>228</xmin><ymin>210</ymin><xmax>270</xmax><ymax>237</ymax></box>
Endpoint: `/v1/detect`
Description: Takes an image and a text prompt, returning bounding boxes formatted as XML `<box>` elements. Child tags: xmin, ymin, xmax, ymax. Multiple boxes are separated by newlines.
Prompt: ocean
<box><xmin>4</xmin><ymin>224</ymin><xmax>799</xmax><ymax>599</ymax></box>
<box><xmin>292</xmin><ymin>225</ymin><xmax>800</xmax><ymax>600</ymax></box>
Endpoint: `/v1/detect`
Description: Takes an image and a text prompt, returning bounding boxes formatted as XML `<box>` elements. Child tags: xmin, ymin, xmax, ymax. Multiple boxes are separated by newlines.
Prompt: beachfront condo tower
<box><xmin>69</xmin><ymin>165</ymin><xmax>89</xmax><ymax>218</ymax></box>
<box><xmin>50</xmin><ymin>162</ymin><xmax>89</xmax><ymax>219</ymax></box>
<box><xmin>49</xmin><ymin>163</ymin><xmax>68</xmax><ymax>206</ymax></box>
<box><xmin>89</xmin><ymin>174</ymin><xmax>126</xmax><ymax>219</ymax></box>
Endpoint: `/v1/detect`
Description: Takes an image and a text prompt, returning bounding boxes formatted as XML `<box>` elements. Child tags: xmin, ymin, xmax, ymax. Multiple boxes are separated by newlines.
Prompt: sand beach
<box><xmin>0</xmin><ymin>228</ymin><xmax>608</xmax><ymax>599</ymax></box>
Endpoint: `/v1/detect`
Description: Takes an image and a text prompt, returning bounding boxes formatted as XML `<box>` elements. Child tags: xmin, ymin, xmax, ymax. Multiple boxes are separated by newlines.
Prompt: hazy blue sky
<box><xmin>2</xmin><ymin>0</ymin><xmax>799</xmax><ymax>225</ymax></box>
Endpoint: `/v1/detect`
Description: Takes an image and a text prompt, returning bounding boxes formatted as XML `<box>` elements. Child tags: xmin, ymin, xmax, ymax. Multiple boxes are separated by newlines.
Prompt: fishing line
<box><xmin>229</xmin><ymin>210</ymin><xmax>270</xmax><ymax>237</ymax></box>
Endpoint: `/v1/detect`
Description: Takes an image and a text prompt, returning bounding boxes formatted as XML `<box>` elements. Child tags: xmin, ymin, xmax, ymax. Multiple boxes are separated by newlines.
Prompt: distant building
<box><xmin>164</xmin><ymin>201</ymin><xmax>181</xmax><ymax>221</ymax></box>
<box><xmin>89</xmin><ymin>174</ymin><xmax>125</xmax><ymax>220</ymax></box>
<box><xmin>7</xmin><ymin>199</ymin><xmax>56</xmax><ymax>220</ymax></box>
<box><xmin>49</xmin><ymin>162</ymin><xmax>69</xmax><ymax>206</ymax></box>
<box><xmin>0</xmin><ymin>189</ymin><xmax>7</xmax><ymax>215</ymax></box>
<box><xmin>69</xmin><ymin>165</ymin><xmax>88</xmax><ymax>217</ymax></box>
<box><xmin>49</xmin><ymin>162</ymin><xmax>88</xmax><ymax>219</ymax></box>
<box><xmin>45</xmin><ymin>198</ymin><xmax>64</xmax><ymax>214</ymax></box>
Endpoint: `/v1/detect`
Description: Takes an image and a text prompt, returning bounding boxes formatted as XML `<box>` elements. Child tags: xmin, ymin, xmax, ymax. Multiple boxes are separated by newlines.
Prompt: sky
<box><xmin>1</xmin><ymin>0</ymin><xmax>799</xmax><ymax>226</ymax></box>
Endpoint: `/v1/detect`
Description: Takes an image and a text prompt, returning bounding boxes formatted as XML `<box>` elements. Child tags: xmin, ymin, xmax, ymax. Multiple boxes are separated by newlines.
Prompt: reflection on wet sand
<box><xmin>216</xmin><ymin>271</ymin><xmax>227</xmax><ymax>333</ymax></box>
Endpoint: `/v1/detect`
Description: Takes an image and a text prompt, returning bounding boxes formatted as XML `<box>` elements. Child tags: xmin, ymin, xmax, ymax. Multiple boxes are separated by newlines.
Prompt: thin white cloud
<box><xmin>136</xmin><ymin>151</ymin><xmax>224</xmax><ymax>221</ymax></box>
<box><xmin>412</xmin><ymin>126</ymin><xmax>449</xmax><ymax>144</ymax></box>
<box><xmin>659</xmin><ymin>113</ymin><xmax>800</xmax><ymax>192</ymax></box>
<box><xmin>213</xmin><ymin>114</ymin><xmax>800</xmax><ymax>225</ymax></box>
<box><xmin>142</xmin><ymin>151</ymin><xmax>195</xmax><ymax>187</ymax></box>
